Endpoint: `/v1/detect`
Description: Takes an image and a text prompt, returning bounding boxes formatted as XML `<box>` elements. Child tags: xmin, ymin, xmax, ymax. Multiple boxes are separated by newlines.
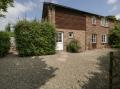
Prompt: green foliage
<box><xmin>5</xmin><ymin>23</ymin><xmax>11</xmax><ymax>32</ymax></box>
<box><xmin>106</xmin><ymin>15</ymin><xmax>116</xmax><ymax>21</ymax></box>
<box><xmin>14</xmin><ymin>20</ymin><xmax>56</xmax><ymax>56</ymax></box>
<box><xmin>0</xmin><ymin>31</ymin><xmax>10</xmax><ymax>57</ymax></box>
<box><xmin>109</xmin><ymin>23</ymin><xmax>120</xmax><ymax>48</ymax></box>
<box><xmin>7</xmin><ymin>32</ymin><xmax>14</xmax><ymax>37</ymax></box>
<box><xmin>67</xmin><ymin>39</ymin><xmax>81</xmax><ymax>53</ymax></box>
<box><xmin>0</xmin><ymin>0</ymin><xmax>14</xmax><ymax>17</ymax></box>
<box><xmin>5</xmin><ymin>23</ymin><xmax>14</xmax><ymax>37</ymax></box>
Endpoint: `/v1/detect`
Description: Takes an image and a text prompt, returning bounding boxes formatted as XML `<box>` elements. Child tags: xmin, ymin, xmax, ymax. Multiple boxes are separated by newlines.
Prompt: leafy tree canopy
<box><xmin>109</xmin><ymin>23</ymin><xmax>120</xmax><ymax>48</ymax></box>
<box><xmin>106</xmin><ymin>15</ymin><xmax>117</xmax><ymax>21</ymax></box>
<box><xmin>0</xmin><ymin>0</ymin><xmax>14</xmax><ymax>17</ymax></box>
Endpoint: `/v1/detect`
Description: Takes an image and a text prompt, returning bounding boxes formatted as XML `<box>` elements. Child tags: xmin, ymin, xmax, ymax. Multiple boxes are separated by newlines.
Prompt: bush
<box><xmin>67</xmin><ymin>39</ymin><xmax>80</xmax><ymax>53</ymax></box>
<box><xmin>0</xmin><ymin>32</ymin><xmax>10</xmax><ymax>57</ymax></box>
<box><xmin>109</xmin><ymin>23</ymin><xmax>120</xmax><ymax>48</ymax></box>
<box><xmin>14</xmin><ymin>20</ymin><xmax>56</xmax><ymax>56</ymax></box>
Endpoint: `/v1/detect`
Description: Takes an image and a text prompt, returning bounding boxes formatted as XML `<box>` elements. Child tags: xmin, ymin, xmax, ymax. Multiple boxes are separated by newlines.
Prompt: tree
<box><xmin>109</xmin><ymin>23</ymin><xmax>120</xmax><ymax>48</ymax></box>
<box><xmin>0</xmin><ymin>0</ymin><xmax>14</xmax><ymax>17</ymax></box>
<box><xmin>5</xmin><ymin>23</ymin><xmax>11</xmax><ymax>32</ymax></box>
<box><xmin>106</xmin><ymin>16</ymin><xmax>116</xmax><ymax>21</ymax></box>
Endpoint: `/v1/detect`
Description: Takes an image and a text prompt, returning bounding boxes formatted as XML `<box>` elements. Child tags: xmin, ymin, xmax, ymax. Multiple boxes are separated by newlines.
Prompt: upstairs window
<box><xmin>101</xmin><ymin>18</ymin><xmax>109</xmax><ymax>27</ymax></box>
<box><xmin>101</xmin><ymin>18</ymin><xmax>105</xmax><ymax>26</ymax></box>
<box><xmin>105</xmin><ymin>19</ymin><xmax>109</xmax><ymax>27</ymax></box>
<box><xmin>102</xmin><ymin>34</ymin><xmax>108</xmax><ymax>43</ymax></box>
<box><xmin>92</xmin><ymin>16</ymin><xmax>96</xmax><ymax>25</ymax></box>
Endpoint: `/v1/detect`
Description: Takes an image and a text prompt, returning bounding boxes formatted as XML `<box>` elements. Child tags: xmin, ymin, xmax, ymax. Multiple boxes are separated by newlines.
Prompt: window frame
<box><xmin>105</xmin><ymin>19</ymin><xmax>109</xmax><ymax>27</ymax></box>
<box><xmin>102</xmin><ymin>34</ymin><xmax>108</xmax><ymax>43</ymax></box>
<box><xmin>91</xmin><ymin>34</ymin><xmax>97</xmax><ymax>43</ymax></box>
<box><xmin>101</xmin><ymin>18</ymin><xmax>105</xmax><ymax>26</ymax></box>
<box><xmin>101</xmin><ymin>18</ymin><xmax>109</xmax><ymax>27</ymax></box>
<box><xmin>68</xmin><ymin>32</ymin><xmax>74</xmax><ymax>38</ymax></box>
<box><xmin>92</xmin><ymin>16</ymin><xmax>97</xmax><ymax>25</ymax></box>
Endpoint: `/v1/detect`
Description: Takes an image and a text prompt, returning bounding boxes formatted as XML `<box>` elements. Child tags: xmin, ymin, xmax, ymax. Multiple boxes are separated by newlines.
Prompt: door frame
<box><xmin>56</xmin><ymin>31</ymin><xmax>64</xmax><ymax>51</ymax></box>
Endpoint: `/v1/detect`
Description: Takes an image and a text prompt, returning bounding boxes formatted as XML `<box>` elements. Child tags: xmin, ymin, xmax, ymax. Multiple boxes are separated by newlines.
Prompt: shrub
<box><xmin>14</xmin><ymin>20</ymin><xmax>56</xmax><ymax>56</ymax></box>
<box><xmin>67</xmin><ymin>39</ymin><xmax>81</xmax><ymax>53</ymax></box>
<box><xmin>109</xmin><ymin>23</ymin><xmax>120</xmax><ymax>48</ymax></box>
<box><xmin>0</xmin><ymin>32</ymin><xmax>10</xmax><ymax>57</ymax></box>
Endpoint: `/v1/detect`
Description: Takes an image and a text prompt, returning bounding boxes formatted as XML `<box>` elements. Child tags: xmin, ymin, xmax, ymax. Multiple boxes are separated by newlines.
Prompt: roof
<box><xmin>43</xmin><ymin>2</ymin><xmax>106</xmax><ymax>18</ymax></box>
<box><xmin>43</xmin><ymin>2</ymin><xmax>119</xmax><ymax>22</ymax></box>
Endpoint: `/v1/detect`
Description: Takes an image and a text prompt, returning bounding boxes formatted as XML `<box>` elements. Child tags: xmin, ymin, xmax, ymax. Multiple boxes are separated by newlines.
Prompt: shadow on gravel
<box><xmin>80</xmin><ymin>53</ymin><xmax>110</xmax><ymax>89</ymax></box>
<box><xmin>112</xmin><ymin>50</ymin><xmax>120</xmax><ymax>89</ymax></box>
<box><xmin>0</xmin><ymin>54</ymin><xmax>58</xmax><ymax>89</ymax></box>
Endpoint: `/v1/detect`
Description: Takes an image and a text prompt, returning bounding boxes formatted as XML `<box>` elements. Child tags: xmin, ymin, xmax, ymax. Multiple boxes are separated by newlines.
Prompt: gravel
<box><xmin>0</xmin><ymin>49</ymin><xmax>113</xmax><ymax>89</ymax></box>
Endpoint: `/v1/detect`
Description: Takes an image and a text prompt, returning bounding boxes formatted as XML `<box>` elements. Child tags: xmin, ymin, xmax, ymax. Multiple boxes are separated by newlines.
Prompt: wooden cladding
<box><xmin>55</xmin><ymin>7</ymin><xmax>86</xmax><ymax>30</ymax></box>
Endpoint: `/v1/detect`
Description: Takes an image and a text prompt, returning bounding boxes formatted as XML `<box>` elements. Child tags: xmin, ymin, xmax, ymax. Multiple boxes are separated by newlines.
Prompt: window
<box><xmin>105</xmin><ymin>19</ymin><xmax>109</xmax><ymax>27</ymax></box>
<box><xmin>102</xmin><ymin>34</ymin><xmax>108</xmax><ymax>43</ymax></box>
<box><xmin>91</xmin><ymin>34</ymin><xmax>97</xmax><ymax>43</ymax></box>
<box><xmin>101</xmin><ymin>18</ymin><xmax>105</xmax><ymax>26</ymax></box>
<box><xmin>92</xmin><ymin>16</ymin><xmax>96</xmax><ymax>25</ymax></box>
<box><xmin>101</xmin><ymin>18</ymin><xmax>109</xmax><ymax>27</ymax></box>
<box><xmin>69</xmin><ymin>32</ymin><xmax>74</xmax><ymax>38</ymax></box>
<box><xmin>56</xmin><ymin>32</ymin><xmax>62</xmax><ymax>42</ymax></box>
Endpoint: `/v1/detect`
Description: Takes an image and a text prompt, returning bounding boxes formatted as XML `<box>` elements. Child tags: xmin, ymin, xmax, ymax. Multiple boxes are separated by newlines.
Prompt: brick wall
<box><xmin>86</xmin><ymin>15</ymin><xmax>114</xmax><ymax>50</ymax></box>
<box><xmin>56</xmin><ymin>29</ymin><xmax>86</xmax><ymax>51</ymax></box>
<box><xmin>54</xmin><ymin>6</ymin><xmax>86</xmax><ymax>51</ymax></box>
<box><xmin>55</xmin><ymin>6</ymin><xmax>86</xmax><ymax>30</ymax></box>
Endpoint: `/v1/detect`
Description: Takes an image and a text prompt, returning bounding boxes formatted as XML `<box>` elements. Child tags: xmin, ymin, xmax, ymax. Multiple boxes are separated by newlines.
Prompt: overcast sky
<box><xmin>0</xmin><ymin>0</ymin><xmax>120</xmax><ymax>30</ymax></box>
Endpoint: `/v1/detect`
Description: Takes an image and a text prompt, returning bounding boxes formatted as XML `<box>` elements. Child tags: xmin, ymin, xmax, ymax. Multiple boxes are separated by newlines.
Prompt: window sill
<box><xmin>92</xmin><ymin>24</ymin><xmax>96</xmax><ymax>26</ymax></box>
<box><xmin>91</xmin><ymin>42</ymin><xmax>97</xmax><ymax>44</ymax></box>
<box><xmin>101</xmin><ymin>25</ymin><xmax>109</xmax><ymax>28</ymax></box>
<box><xmin>101</xmin><ymin>43</ymin><xmax>108</xmax><ymax>45</ymax></box>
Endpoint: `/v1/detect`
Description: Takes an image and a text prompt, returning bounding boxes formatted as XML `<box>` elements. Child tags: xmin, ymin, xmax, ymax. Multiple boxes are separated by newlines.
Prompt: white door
<box><xmin>56</xmin><ymin>32</ymin><xmax>64</xmax><ymax>50</ymax></box>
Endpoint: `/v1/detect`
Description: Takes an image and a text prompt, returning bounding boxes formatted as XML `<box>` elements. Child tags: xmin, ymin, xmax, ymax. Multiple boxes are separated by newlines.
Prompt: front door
<box><xmin>56</xmin><ymin>32</ymin><xmax>64</xmax><ymax>50</ymax></box>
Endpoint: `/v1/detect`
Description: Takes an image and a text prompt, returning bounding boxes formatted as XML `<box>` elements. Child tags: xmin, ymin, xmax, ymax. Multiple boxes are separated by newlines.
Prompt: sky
<box><xmin>0</xmin><ymin>0</ymin><xmax>120</xmax><ymax>30</ymax></box>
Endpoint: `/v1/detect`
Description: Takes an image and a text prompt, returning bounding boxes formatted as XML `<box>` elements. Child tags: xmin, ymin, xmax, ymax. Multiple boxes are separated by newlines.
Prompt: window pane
<box><xmin>91</xmin><ymin>34</ymin><xmax>97</xmax><ymax>43</ymax></box>
<box><xmin>102</xmin><ymin>34</ymin><xmax>108</xmax><ymax>43</ymax></box>
<box><xmin>56</xmin><ymin>33</ymin><xmax>62</xmax><ymax>42</ymax></box>
<box><xmin>92</xmin><ymin>16</ymin><xmax>96</xmax><ymax>24</ymax></box>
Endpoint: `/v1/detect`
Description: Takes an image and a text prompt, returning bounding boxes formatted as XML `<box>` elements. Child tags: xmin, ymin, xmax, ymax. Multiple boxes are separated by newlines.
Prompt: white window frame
<box><xmin>101</xmin><ymin>18</ymin><xmax>109</xmax><ymax>27</ymax></box>
<box><xmin>105</xmin><ymin>19</ymin><xmax>109</xmax><ymax>27</ymax></box>
<box><xmin>92</xmin><ymin>16</ymin><xmax>96</xmax><ymax>25</ymax></box>
<box><xmin>102</xmin><ymin>34</ymin><xmax>108</xmax><ymax>43</ymax></box>
<box><xmin>69</xmin><ymin>32</ymin><xmax>74</xmax><ymax>38</ymax></box>
<box><xmin>101</xmin><ymin>18</ymin><xmax>105</xmax><ymax>26</ymax></box>
<box><xmin>91</xmin><ymin>34</ymin><xmax>97</xmax><ymax>43</ymax></box>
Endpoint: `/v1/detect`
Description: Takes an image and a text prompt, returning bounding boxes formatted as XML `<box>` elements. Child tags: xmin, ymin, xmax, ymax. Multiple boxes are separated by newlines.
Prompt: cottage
<box><xmin>42</xmin><ymin>2</ymin><xmax>115</xmax><ymax>51</ymax></box>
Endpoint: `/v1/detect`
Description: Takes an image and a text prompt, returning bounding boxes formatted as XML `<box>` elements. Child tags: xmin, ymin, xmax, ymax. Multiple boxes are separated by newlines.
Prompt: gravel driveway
<box><xmin>0</xmin><ymin>49</ymin><xmax>112</xmax><ymax>89</ymax></box>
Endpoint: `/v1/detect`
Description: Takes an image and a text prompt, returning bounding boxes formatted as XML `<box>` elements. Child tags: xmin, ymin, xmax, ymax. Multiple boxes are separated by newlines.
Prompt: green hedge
<box><xmin>14</xmin><ymin>20</ymin><xmax>56</xmax><ymax>56</ymax></box>
<box><xmin>0</xmin><ymin>32</ymin><xmax>10</xmax><ymax>57</ymax></box>
<box><xmin>67</xmin><ymin>39</ymin><xmax>81</xmax><ymax>53</ymax></box>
